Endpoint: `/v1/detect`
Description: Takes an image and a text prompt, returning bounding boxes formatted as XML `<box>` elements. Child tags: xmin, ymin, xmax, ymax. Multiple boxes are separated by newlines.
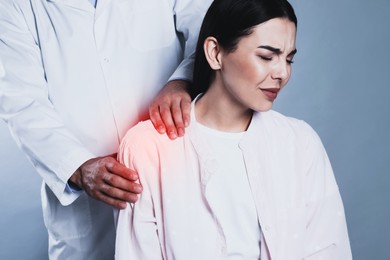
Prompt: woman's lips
<box><xmin>261</xmin><ymin>88</ymin><xmax>280</xmax><ymax>100</ymax></box>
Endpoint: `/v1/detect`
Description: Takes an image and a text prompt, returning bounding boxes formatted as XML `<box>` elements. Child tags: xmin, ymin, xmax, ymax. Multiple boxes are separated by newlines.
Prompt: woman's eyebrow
<box><xmin>258</xmin><ymin>45</ymin><xmax>281</xmax><ymax>54</ymax></box>
<box><xmin>258</xmin><ymin>45</ymin><xmax>297</xmax><ymax>56</ymax></box>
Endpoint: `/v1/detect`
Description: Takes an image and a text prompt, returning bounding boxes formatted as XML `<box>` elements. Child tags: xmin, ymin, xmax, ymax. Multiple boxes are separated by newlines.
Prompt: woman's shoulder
<box><xmin>253</xmin><ymin>110</ymin><xmax>322</xmax><ymax>146</ymax></box>
<box><xmin>121</xmin><ymin>120</ymin><xmax>159</xmax><ymax>144</ymax></box>
<box><xmin>260</xmin><ymin>110</ymin><xmax>315</xmax><ymax>132</ymax></box>
<box><xmin>119</xmin><ymin>120</ymin><xmax>168</xmax><ymax>165</ymax></box>
<box><xmin>119</xmin><ymin>119</ymin><xmax>186</xmax><ymax>165</ymax></box>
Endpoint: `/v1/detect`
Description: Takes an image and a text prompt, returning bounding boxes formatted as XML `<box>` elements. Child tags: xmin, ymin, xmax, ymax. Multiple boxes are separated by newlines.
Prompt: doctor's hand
<box><xmin>69</xmin><ymin>154</ymin><xmax>142</xmax><ymax>209</ymax></box>
<box><xmin>149</xmin><ymin>79</ymin><xmax>191</xmax><ymax>140</ymax></box>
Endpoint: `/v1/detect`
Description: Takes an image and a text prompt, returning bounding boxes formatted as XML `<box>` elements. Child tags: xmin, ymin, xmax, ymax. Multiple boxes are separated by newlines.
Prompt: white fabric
<box><xmin>116</xmin><ymin>103</ymin><xmax>352</xmax><ymax>260</ymax></box>
<box><xmin>0</xmin><ymin>0</ymin><xmax>211</xmax><ymax>259</ymax></box>
<box><xmin>88</xmin><ymin>0</ymin><xmax>97</xmax><ymax>8</ymax></box>
<box><xmin>196</xmin><ymin>122</ymin><xmax>261</xmax><ymax>259</ymax></box>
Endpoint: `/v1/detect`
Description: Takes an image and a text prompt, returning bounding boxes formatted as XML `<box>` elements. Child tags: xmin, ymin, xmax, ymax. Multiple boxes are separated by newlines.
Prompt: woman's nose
<box><xmin>271</xmin><ymin>60</ymin><xmax>289</xmax><ymax>81</ymax></box>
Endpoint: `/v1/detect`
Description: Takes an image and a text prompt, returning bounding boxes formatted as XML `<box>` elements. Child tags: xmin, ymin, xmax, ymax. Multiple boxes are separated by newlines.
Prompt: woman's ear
<box><xmin>204</xmin><ymin>36</ymin><xmax>222</xmax><ymax>70</ymax></box>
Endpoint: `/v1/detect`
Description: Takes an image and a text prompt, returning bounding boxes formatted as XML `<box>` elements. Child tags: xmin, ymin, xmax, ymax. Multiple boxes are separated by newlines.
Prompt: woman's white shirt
<box><xmin>196</xmin><ymin>120</ymin><xmax>261</xmax><ymax>259</ymax></box>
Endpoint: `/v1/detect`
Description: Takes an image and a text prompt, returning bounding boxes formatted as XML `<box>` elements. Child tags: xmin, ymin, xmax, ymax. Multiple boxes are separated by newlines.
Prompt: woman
<box><xmin>115</xmin><ymin>0</ymin><xmax>352</xmax><ymax>259</ymax></box>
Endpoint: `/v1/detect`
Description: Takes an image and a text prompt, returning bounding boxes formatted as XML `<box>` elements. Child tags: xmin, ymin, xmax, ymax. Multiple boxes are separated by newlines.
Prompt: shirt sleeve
<box><xmin>168</xmin><ymin>0</ymin><xmax>212</xmax><ymax>82</ymax></box>
<box><xmin>300</xmin><ymin>122</ymin><xmax>353</xmax><ymax>259</ymax></box>
<box><xmin>115</xmin><ymin>127</ymin><xmax>164</xmax><ymax>260</ymax></box>
<box><xmin>0</xmin><ymin>0</ymin><xmax>94</xmax><ymax>205</ymax></box>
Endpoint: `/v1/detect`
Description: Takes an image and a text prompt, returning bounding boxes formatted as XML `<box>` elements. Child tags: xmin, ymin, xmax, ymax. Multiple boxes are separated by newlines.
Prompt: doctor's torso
<box><xmin>15</xmin><ymin>0</ymin><xmax>185</xmax><ymax>155</ymax></box>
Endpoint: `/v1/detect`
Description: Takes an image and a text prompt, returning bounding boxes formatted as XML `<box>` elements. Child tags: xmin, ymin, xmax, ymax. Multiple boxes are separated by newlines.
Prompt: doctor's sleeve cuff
<box><xmin>168</xmin><ymin>56</ymin><xmax>194</xmax><ymax>83</ymax></box>
<box><xmin>48</xmin><ymin>148</ymin><xmax>95</xmax><ymax>206</ymax></box>
<box><xmin>66</xmin><ymin>181</ymin><xmax>82</xmax><ymax>193</ymax></box>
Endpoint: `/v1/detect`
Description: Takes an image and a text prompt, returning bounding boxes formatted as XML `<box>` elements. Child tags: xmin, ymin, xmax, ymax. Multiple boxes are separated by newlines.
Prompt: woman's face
<box><xmin>217</xmin><ymin>18</ymin><xmax>297</xmax><ymax>112</ymax></box>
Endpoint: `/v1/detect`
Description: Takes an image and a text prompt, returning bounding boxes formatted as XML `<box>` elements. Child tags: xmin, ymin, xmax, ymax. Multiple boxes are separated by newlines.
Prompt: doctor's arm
<box><xmin>0</xmin><ymin>1</ymin><xmax>140</xmax><ymax>208</ymax></box>
<box><xmin>149</xmin><ymin>0</ymin><xmax>212</xmax><ymax>140</ymax></box>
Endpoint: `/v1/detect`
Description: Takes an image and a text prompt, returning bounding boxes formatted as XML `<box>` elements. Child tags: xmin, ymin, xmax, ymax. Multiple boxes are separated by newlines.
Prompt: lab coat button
<box><xmin>103</xmin><ymin>57</ymin><xmax>110</xmax><ymax>63</ymax></box>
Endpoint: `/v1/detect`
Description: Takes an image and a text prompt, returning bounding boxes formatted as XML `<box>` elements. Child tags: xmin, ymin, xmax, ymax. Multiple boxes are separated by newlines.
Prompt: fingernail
<box><xmin>158</xmin><ymin>126</ymin><xmax>165</xmax><ymax>133</ymax></box>
<box><xmin>169</xmin><ymin>131</ymin><xmax>177</xmax><ymax>139</ymax></box>
<box><xmin>177</xmin><ymin>128</ymin><xmax>184</xmax><ymax>137</ymax></box>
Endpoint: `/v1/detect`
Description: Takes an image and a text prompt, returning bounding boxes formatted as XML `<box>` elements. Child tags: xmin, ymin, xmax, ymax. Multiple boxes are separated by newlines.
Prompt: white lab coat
<box><xmin>116</xmin><ymin>108</ymin><xmax>352</xmax><ymax>259</ymax></box>
<box><xmin>0</xmin><ymin>0</ymin><xmax>211</xmax><ymax>259</ymax></box>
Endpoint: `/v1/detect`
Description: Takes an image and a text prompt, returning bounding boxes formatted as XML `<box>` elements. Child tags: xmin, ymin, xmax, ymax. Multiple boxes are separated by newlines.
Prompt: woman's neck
<box><xmin>195</xmin><ymin>87</ymin><xmax>253</xmax><ymax>133</ymax></box>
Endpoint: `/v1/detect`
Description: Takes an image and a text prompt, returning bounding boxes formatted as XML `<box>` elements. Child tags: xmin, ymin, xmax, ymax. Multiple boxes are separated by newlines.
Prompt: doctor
<box><xmin>0</xmin><ymin>0</ymin><xmax>211</xmax><ymax>259</ymax></box>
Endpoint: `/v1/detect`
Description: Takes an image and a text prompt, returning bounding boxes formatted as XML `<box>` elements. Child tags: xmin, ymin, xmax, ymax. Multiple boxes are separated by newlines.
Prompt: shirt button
<box><xmin>103</xmin><ymin>57</ymin><xmax>110</xmax><ymax>63</ymax></box>
<box><xmin>264</xmin><ymin>225</ymin><xmax>270</xmax><ymax>231</ymax></box>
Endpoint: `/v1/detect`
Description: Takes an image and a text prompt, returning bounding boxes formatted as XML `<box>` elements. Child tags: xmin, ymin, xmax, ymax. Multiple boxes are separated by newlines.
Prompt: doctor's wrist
<box><xmin>69</xmin><ymin>168</ymin><xmax>82</xmax><ymax>190</ymax></box>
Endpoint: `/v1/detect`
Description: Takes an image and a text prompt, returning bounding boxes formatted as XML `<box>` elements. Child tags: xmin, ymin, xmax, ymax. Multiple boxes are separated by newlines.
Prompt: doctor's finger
<box><xmin>181</xmin><ymin>98</ymin><xmax>191</xmax><ymax>128</ymax></box>
<box><xmin>171</xmin><ymin>98</ymin><xmax>185</xmax><ymax>137</ymax></box>
<box><xmin>100</xmin><ymin>183</ymin><xmax>139</xmax><ymax>204</ymax></box>
<box><xmin>95</xmin><ymin>190</ymin><xmax>138</xmax><ymax>209</ymax></box>
<box><xmin>160</xmin><ymin>103</ymin><xmax>178</xmax><ymax>140</ymax></box>
<box><xmin>106</xmin><ymin>161</ymin><xmax>138</xmax><ymax>181</ymax></box>
<box><xmin>102</xmin><ymin>173</ymin><xmax>142</xmax><ymax>194</ymax></box>
<box><xmin>149</xmin><ymin>103</ymin><xmax>166</xmax><ymax>134</ymax></box>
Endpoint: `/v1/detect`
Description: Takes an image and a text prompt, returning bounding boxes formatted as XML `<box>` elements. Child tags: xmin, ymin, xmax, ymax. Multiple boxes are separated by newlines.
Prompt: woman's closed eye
<box><xmin>259</xmin><ymin>55</ymin><xmax>294</xmax><ymax>64</ymax></box>
<box><xmin>287</xmin><ymin>59</ymin><xmax>294</xmax><ymax>64</ymax></box>
<box><xmin>259</xmin><ymin>55</ymin><xmax>272</xmax><ymax>61</ymax></box>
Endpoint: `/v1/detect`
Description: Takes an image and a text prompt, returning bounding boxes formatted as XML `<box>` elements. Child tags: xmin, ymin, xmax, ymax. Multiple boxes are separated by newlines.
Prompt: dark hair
<box><xmin>191</xmin><ymin>0</ymin><xmax>297</xmax><ymax>98</ymax></box>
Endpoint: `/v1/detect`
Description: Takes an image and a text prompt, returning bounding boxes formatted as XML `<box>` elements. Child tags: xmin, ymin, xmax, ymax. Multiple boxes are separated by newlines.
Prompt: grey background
<box><xmin>1</xmin><ymin>0</ymin><xmax>389</xmax><ymax>259</ymax></box>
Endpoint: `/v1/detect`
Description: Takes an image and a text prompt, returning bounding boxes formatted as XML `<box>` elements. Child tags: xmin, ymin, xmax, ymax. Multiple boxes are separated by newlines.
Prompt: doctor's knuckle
<box><xmin>182</xmin><ymin>100</ymin><xmax>191</xmax><ymax>109</ymax></box>
<box><xmin>150</xmin><ymin>109</ymin><xmax>160</xmax><ymax>118</ymax></box>
<box><xmin>160</xmin><ymin>105</ymin><xmax>170</xmax><ymax>113</ymax></box>
<box><xmin>105</xmin><ymin>186</ymin><xmax>115</xmax><ymax>196</ymax></box>
<box><xmin>104</xmin><ymin>174</ymin><xmax>114</xmax><ymax>184</ymax></box>
<box><xmin>172</xmin><ymin>106</ymin><xmax>181</xmax><ymax>114</ymax></box>
<box><xmin>174</xmin><ymin>119</ymin><xmax>184</xmax><ymax>127</ymax></box>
